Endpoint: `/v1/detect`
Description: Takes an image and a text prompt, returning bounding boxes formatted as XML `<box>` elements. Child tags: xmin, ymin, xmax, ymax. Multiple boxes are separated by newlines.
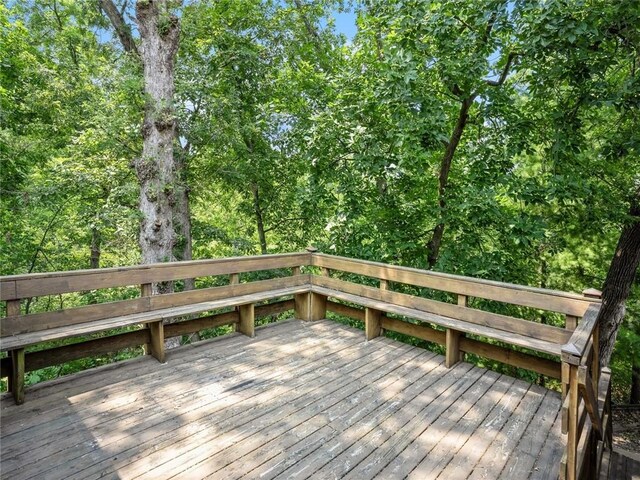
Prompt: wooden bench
<box><xmin>1</xmin><ymin>282</ymin><xmax>309</xmax><ymax>404</ymax></box>
<box><xmin>1</xmin><ymin>253</ymin><xmax>313</xmax><ymax>404</ymax></box>
<box><xmin>307</xmin><ymin>254</ymin><xmax>599</xmax><ymax>380</ymax></box>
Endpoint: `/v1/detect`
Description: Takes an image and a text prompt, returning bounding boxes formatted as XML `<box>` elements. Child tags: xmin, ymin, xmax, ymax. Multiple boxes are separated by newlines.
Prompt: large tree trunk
<box><xmin>426</xmin><ymin>95</ymin><xmax>475</xmax><ymax>269</ymax></box>
<box><xmin>598</xmin><ymin>194</ymin><xmax>640</xmax><ymax>367</ymax></box>
<box><xmin>135</xmin><ymin>0</ymin><xmax>180</xmax><ymax>293</ymax></box>
<box><xmin>136</xmin><ymin>0</ymin><xmax>182</xmax><ymax>349</ymax></box>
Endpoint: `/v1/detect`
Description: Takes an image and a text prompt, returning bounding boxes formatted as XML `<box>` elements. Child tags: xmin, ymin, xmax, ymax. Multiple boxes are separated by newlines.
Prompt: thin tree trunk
<box><xmin>252</xmin><ymin>184</ymin><xmax>268</xmax><ymax>255</ymax></box>
<box><xmin>598</xmin><ymin>193</ymin><xmax>640</xmax><ymax>367</ymax></box>
<box><xmin>175</xmin><ymin>148</ymin><xmax>195</xmax><ymax>291</ymax></box>
<box><xmin>631</xmin><ymin>362</ymin><xmax>640</xmax><ymax>404</ymax></box>
<box><xmin>90</xmin><ymin>226</ymin><xmax>101</xmax><ymax>269</ymax></box>
<box><xmin>426</xmin><ymin>95</ymin><xmax>475</xmax><ymax>269</ymax></box>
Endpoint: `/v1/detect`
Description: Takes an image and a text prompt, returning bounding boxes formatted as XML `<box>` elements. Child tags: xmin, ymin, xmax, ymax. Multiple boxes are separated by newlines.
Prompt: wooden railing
<box><xmin>561</xmin><ymin>304</ymin><xmax>613</xmax><ymax>480</ymax></box>
<box><xmin>0</xmin><ymin>251</ymin><xmax>612</xmax><ymax>479</ymax></box>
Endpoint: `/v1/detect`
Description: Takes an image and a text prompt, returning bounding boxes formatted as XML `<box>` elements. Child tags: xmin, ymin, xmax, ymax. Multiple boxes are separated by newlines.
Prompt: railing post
<box><xmin>294</xmin><ymin>255</ymin><xmax>327</xmax><ymax>321</ymax></box>
<box><xmin>565</xmin><ymin>315</ymin><xmax>578</xmax><ymax>330</ymax></box>
<box><xmin>238</xmin><ymin>303</ymin><xmax>255</xmax><ymax>337</ymax></box>
<box><xmin>566</xmin><ymin>363</ymin><xmax>579</xmax><ymax>480</ymax></box>
<box><xmin>365</xmin><ymin>307</ymin><xmax>382</xmax><ymax>340</ymax></box>
<box><xmin>141</xmin><ymin>283</ymin><xmax>165</xmax><ymax>363</ymax></box>
<box><xmin>230</xmin><ymin>273</ymin><xmax>240</xmax><ymax>332</ymax></box>
<box><xmin>10</xmin><ymin>348</ymin><xmax>25</xmax><ymax>405</ymax></box>
<box><xmin>7</xmin><ymin>299</ymin><xmax>24</xmax><ymax>404</ymax></box>
<box><xmin>445</xmin><ymin>294</ymin><xmax>467</xmax><ymax>367</ymax></box>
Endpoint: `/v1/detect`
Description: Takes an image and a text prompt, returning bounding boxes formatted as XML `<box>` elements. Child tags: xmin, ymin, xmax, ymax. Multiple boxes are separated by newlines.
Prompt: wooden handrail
<box><xmin>559</xmin><ymin>294</ymin><xmax>610</xmax><ymax>480</ymax></box>
<box><xmin>0</xmin><ymin>252</ymin><xmax>311</xmax><ymax>301</ymax></box>
<box><xmin>561</xmin><ymin>304</ymin><xmax>600</xmax><ymax>364</ymax></box>
<box><xmin>311</xmin><ymin>253</ymin><xmax>596</xmax><ymax>316</ymax></box>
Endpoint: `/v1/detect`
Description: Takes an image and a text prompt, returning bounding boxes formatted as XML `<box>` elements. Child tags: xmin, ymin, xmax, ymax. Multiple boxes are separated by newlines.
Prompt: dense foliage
<box><xmin>1</xmin><ymin>0</ymin><xmax>638</xmax><ymax>402</ymax></box>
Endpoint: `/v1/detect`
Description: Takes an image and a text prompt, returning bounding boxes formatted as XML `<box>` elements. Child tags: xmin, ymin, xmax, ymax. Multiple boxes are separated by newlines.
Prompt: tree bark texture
<box><xmin>631</xmin><ymin>362</ymin><xmax>640</xmax><ymax>404</ymax></box>
<box><xmin>598</xmin><ymin>194</ymin><xmax>640</xmax><ymax>367</ymax></box>
<box><xmin>98</xmin><ymin>0</ymin><xmax>140</xmax><ymax>57</ymax></box>
<box><xmin>90</xmin><ymin>226</ymin><xmax>101</xmax><ymax>269</ymax></box>
<box><xmin>426</xmin><ymin>95</ymin><xmax>475</xmax><ymax>269</ymax></box>
<box><xmin>252</xmin><ymin>183</ymin><xmax>268</xmax><ymax>255</ymax></box>
<box><xmin>135</xmin><ymin>0</ymin><xmax>180</xmax><ymax>293</ymax></box>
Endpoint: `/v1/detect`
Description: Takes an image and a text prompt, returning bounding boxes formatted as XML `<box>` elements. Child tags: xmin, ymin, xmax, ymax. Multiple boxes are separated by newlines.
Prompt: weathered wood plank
<box><xmin>1</xmin><ymin>322</ymin><xmax>365</xmax><ymax>476</ymax></box>
<box><xmin>238</xmin><ymin>303</ymin><xmax>255</xmax><ymax>337</ymax></box>
<box><xmin>311</xmin><ymin>253</ymin><xmax>594</xmax><ymax>316</ymax></box>
<box><xmin>406</xmin><ymin>375</ymin><xmax>517</xmax><ymax>479</ymax></box>
<box><xmin>0</xmin><ymin>321</ymin><xmax>314</xmax><ymax>436</ymax></box>
<box><xmin>1</xmin><ymin>320</ymin><xmax>566</xmax><ymax>480</ymax></box>
<box><xmin>561</xmin><ymin>303</ymin><xmax>600</xmax><ymax>365</ymax></box>
<box><xmin>164</xmin><ymin>311</ymin><xmax>238</xmax><ymax>338</ymax></box>
<box><xmin>148</xmin><ymin>321</ymin><xmax>165</xmax><ymax>363</ymax></box>
<box><xmin>1</xmin><ymin>252</ymin><xmax>311</xmax><ymax>301</ymax></box>
<box><xmin>435</xmin><ymin>379</ymin><xmax>531</xmax><ymax>479</ymax></box>
<box><xmin>529</xmin><ymin>407</ymin><xmax>564</xmax><ymax>480</ymax></box>
<box><xmin>326</xmin><ymin>300</ymin><xmax>365</xmax><ymax>321</ymax></box>
<box><xmin>0</xmin><ymin>327</ymin><xmax>352</xmax><ymax>470</ymax></box>
<box><xmin>459</xmin><ymin>336</ymin><xmax>562</xmax><ymax>379</ymax></box>
<box><xmin>333</xmin><ymin>364</ymin><xmax>483</xmax><ymax>480</ymax></box>
<box><xmin>381</xmin><ymin>316</ymin><xmax>446</xmax><ymax>345</ymax></box>
<box><xmin>380</xmin><ymin>370</ymin><xmax>503</xmax><ymax>479</ymax></box>
<box><xmin>218</xmin><ymin>351</ymin><xmax>442</xmax><ymax>480</ymax></box>
<box><xmin>499</xmin><ymin>389</ymin><xmax>563</xmax><ymax>478</ymax></box>
<box><xmin>0</xmin><ymin>321</ymin><xmax>327</xmax><ymax>429</ymax></box>
<box><xmin>446</xmin><ymin>328</ymin><xmax>462</xmax><ymax>367</ymax></box>
<box><xmin>468</xmin><ymin>385</ymin><xmax>545</xmax><ymax>479</ymax></box>
<box><xmin>71</xmin><ymin>335</ymin><xmax>413</xmax><ymax>480</ymax></box>
<box><xmin>10</xmin><ymin>348</ymin><xmax>24</xmax><ymax>405</ymax></box>
<box><xmin>365</xmin><ymin>307</ymin><xmax>382</xmax><ymax>340</ymax></box>
<box><xmin>578</xmin><ymin>365</ymin><xmax>602</xmax><ymax>436</ymax></box>
<box><xmin>153</xmin><ymin>343</ymin><xmax>428</xmax><ymax>479</ymax></box>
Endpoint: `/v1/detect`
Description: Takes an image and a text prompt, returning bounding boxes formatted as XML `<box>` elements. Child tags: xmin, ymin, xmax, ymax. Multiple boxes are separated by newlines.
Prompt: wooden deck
<box><xmin>0</xmin><ymin>319</ymin><xmax>564</xmax><ymax>480</ymax></box>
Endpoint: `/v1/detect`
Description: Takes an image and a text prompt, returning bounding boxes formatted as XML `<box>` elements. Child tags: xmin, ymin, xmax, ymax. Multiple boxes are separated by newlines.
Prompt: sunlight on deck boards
<box><xmin>0</xmin><ymin>319</ymin><xmax>563</xmax><ymax>480</ymax></box>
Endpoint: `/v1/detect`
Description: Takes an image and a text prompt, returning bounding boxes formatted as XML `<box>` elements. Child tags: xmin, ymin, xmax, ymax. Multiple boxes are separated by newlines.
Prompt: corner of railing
<box><xmin>560</xmin><ymin>288</ymin><xmax>608</xmax><ymax>480</ymax></box>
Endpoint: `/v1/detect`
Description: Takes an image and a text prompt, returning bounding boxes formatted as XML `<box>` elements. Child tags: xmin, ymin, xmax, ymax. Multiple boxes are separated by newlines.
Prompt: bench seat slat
<box><xmin>311</xmin><ymin>285</ymin><xmax>561</xmax><ymax>357</ymax></box>
<box><xmin>0</xmin><ymin>286</ymin><xmax>307</xmax><ymax>351</ymax></box>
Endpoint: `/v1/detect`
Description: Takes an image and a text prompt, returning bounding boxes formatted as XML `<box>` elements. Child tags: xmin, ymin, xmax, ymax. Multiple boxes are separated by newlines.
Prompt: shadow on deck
<box><xmin>0</xmin><ymin>319</ymin><xmax>563</xmax><ymax>480</ymax></box>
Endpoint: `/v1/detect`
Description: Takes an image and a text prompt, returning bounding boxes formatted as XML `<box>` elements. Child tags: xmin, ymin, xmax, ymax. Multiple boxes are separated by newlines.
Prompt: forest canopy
<box><xmin>1</xmin><ymin>0</ymin><xmax>638</xmax><ymax>402</ymax></box>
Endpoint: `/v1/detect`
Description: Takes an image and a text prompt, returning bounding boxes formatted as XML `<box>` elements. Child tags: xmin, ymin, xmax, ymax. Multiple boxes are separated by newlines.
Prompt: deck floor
<box><xmin>1</xmin><ymin>319</ymin><xmax>564</xmax><ymax>480</ymax></box>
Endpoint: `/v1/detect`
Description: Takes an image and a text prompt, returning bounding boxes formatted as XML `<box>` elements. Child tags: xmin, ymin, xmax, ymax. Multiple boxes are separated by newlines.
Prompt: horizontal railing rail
<box><xmin>0</xmin><ymin>252</ymin><xmax>311</xmax><ymax>301</ymax></box>
<box><xmin>311</xmin><ymin>253</ymin><xmax>596</xmax><ymax>317</ymax></box>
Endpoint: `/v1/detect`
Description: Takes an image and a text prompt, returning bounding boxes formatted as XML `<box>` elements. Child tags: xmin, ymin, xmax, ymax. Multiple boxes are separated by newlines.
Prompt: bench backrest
<box><xmin>0</xmin><ymin>252</ymin><xmax>311</xmax><ymax>337</ymax></box>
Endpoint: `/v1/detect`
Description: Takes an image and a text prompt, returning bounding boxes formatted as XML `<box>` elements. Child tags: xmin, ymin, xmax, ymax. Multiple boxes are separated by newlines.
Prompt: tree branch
<box><xmin>98</xmin><ymin>0</ymin><xmax>140</xmax><ymax>57</ymax></box>
<box><xmin>485</xmin><ymin>52</ymin><xmax>517</xmax><ymax>87</ymax></box>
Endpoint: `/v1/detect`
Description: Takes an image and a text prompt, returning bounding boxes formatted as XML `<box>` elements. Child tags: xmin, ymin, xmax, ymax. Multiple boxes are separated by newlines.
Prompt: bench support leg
<box><xmin>365</xmin><ymin>308</ymin><xmax>382</xmax><ymax>341</ymax></box>
<box><xmin>445</xmin><ymin>328</ymin><xmax>462</xmax><ymax>368</ymax></box>
<box><xmin>238</xmin><ymin>303</ymin><xmax>255</xmax><ymax>337</ymax></box>
<box><xmin>295</xmin><ymin>292</ymin><xmax>327</xmax><ymax>321</ymax></box>
<box><xmin>10</xmin><ymin>348</ymin><xmax>25</xmax><ymax>405</ymax></box>
<box><xmin>149</xmin><ymin>321</ymin><xmax>165</xmax><ymax>363</ymax></box>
